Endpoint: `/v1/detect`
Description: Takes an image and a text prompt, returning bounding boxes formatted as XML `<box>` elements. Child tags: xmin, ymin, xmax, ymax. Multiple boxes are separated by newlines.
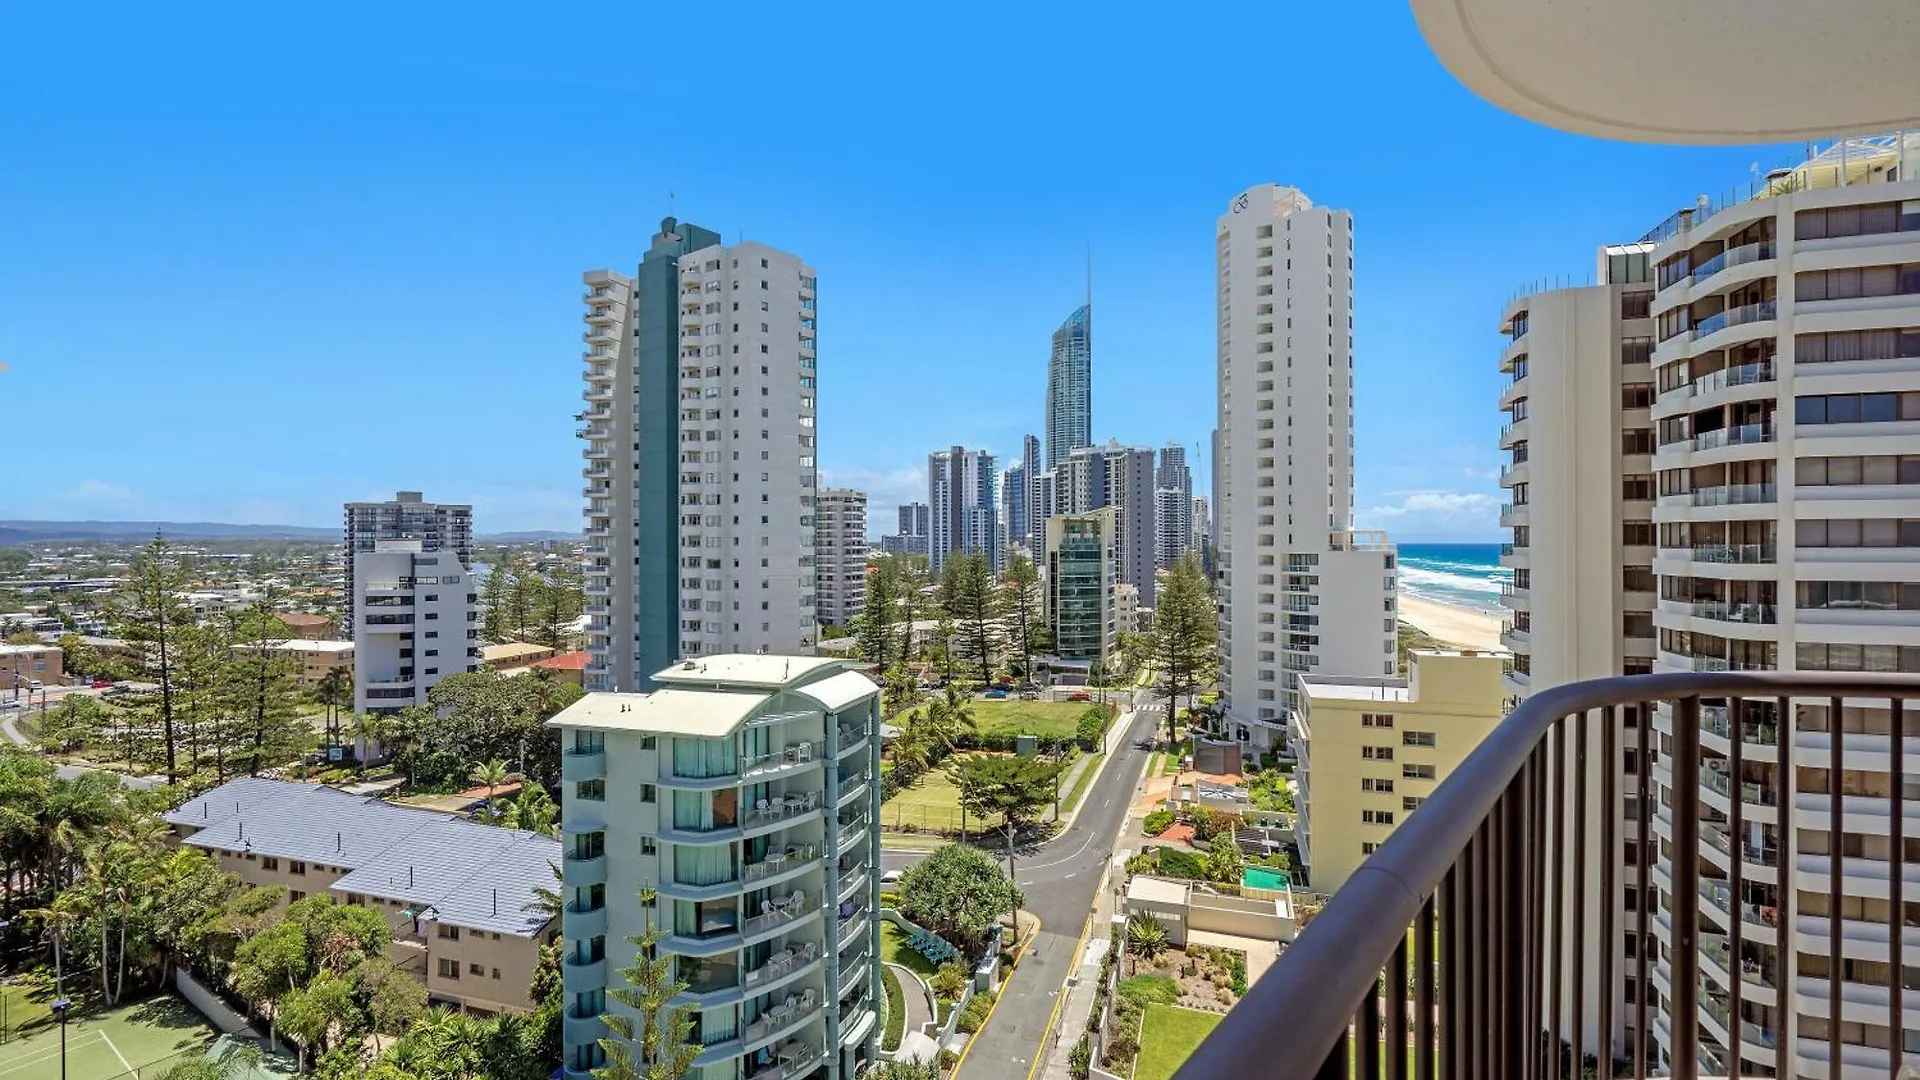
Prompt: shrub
<box><xmin>882</xmin><ymin>965</ymin><xmax>906</xmax><ymax>1051</ymax></box>
<box><xmin>939</xmin><ymin>1049</ymin><xmax>958</xmax><ymax>1072</ymax></box>
<box><xmin>1157</xmin><ymin>848</ymin><xmax>1207</xmax><ymax>880</ymax></box>
<box><xmin>1074</xmin><ymin>708</ymin><xmax>1106</xmax><ymax>750</ymax></box>
<box><xmin>1124</xmin><ymin>851</ymin><xmax>1159</xmax><ymax>876</ymax></box>
<box><xmin>1117</xmin><ymin>974</ymin><xmax>1179</xmax><ymax>1006</ymax></box>
<box><xmin>1102</xmin><ymin>1027</ymin><xmax>1140</xmax><ymax>1068</ymax></box>
<box><xmin>1141</xmin><ymin>809</ymin><xmax>1175</xmax><ymax>836</ymax></box>
<box><xmin>956</xmin><ymin>991</ymin><xmax>994</xmax><ymax>1034</ymax></box>
<box><xmin>1069</xmin><ymin>1035</ymin><xmax>1092</xmax><ymax>1080</ymax></box>
<box><xmin>931</xmin><ymin>962</ymin><xmax>969</xmax><ymax>999</ymax></box>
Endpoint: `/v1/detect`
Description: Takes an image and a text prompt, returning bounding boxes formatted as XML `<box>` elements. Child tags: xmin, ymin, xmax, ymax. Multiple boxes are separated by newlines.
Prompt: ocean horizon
<box><xmin>1397</xmin><ymin>542</ymin><xmax>1509</xmax><ymax>614</ymax></box>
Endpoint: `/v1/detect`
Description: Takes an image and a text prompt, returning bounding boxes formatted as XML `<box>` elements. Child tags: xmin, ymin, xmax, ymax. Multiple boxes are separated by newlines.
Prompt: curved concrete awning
<box><xmin>1410</xmin><ymin>0</ymin><xmax>1920</xmax><ymax>143</ymax></box>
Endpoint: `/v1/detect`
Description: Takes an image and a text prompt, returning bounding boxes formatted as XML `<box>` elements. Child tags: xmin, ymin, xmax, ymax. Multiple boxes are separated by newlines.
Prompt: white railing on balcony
<box><xmin>744</xmin><ymin>844</ymin><xmax>821</xmax><ymax>884</ymax></box>
<box><xmin>1691</xmin><ymin>300</ymin><xmax>1777</xmax><ymax>339</ymax></box>
<box><xmin>744</xmin><ymin>942</ymin><xmax>819</xmax><ymax>989</ymax></box>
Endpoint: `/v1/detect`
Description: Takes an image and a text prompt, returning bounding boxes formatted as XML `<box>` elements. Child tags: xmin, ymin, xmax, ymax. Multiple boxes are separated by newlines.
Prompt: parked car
<box><xmin>983</xmin><ymin>688</ymin><xmax>1008</xmax><ymax>699</ymax></box>
<box><xmin>25</xmin><ymin>681</ymin><xmax>41</xmax><ymax>692</ymax></box>
<box><xmin>880</xmin><ymin>868</ymin><xmax>904</xmax><ymax>885</ymax></box>
<box><xmin>90</xmin><ymin>678</ymin><xmax>114</xmax><ymax>689</ymax></box>
<box><xmin>1068</xmin><ymin>691</ymin><xmax>1091</xmax><ymax>702</ymax></box>
<box><xmin>1018</xmin><ymin>691</ymin><xmax>1040</xmax><ymax>700</ymax></box>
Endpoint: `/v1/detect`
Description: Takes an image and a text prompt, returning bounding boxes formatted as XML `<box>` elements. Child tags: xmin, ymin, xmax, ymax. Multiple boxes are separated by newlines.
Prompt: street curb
<box><xmin>1056</xmin><ymin>700</ymin><xmax>1142</xmax><ymax>833</ymax></box>
<box><xmin>949</xmin><ymin>910</ymin><xmax>1042</xmax><ymax>1080</ymax></box>
<box><xmin>1023</xmin><ymin>909</ymin><xmax>1098</xmax><ymax>1080</ymax></box>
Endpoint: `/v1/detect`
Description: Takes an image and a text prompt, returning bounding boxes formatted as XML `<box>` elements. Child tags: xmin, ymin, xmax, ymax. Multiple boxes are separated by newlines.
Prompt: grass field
<box><xmin>0</xmin><ymin>994</ymin><xmax>292</xmax><ymax>1080</ymax></box>
<box><xmin>1058</xmin><ymin>751</ymin><xmax>1104</xmax><ymax>816</ymax></box>
<box><xmin>1132</xmin><ymin>1004</ymin><xmax>1224</xmax><ymax>1080</ymax></box>
<box><xmin>879</xmin><ymin>921</ymin><xmax>937</xmax><ymax>977</ymax></box>
<box><xmin>881</xmin><ymin>758</ymin><xmax>967</xmax><ymax>832</ymax></box>
<box><xmin>969</xmin><ymin>699</ymin><xmax>1088</xmax><ymax>739</ymax></box>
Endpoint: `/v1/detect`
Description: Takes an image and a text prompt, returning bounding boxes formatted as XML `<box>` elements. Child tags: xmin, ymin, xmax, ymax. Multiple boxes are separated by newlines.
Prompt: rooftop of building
<box><xmin>271</xmin><ymin>639</ymin><xmax>355</xmax><ymax>653</ymax></box>
<box><xmin>0</xmin><ymin>642</ymin><xmax>61</xmax><ymax>656</ymax></box>
<box><xmin>166</xmin><ymin>777</ymin><xmax>558</xmax><ymax>937</ymax></box>
<box><xmin>652</xmin><ymin>653</ymin><xmax>847</xmax><ymax>690</ymax></box>
<box><xmin>531</xmin><ymin>650</ymin><xmax>590</xmax><ymax>672</ymax></box>
<box><xmin>550</xmin><ymin>661</ymin><xmax>878</xmax><ymax>737</ymax></box>
<box><xmin>481</xmin><ymin>642</ymin><xmax>555</xmax><ymax>664</ymax></box>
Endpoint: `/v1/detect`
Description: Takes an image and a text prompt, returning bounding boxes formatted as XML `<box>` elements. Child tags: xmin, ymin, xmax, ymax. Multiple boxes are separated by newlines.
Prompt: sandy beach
<box><xmin>1398</xmin><ymin>591</ymin><xmax>1505</xmax><ymax>652</ymax></box>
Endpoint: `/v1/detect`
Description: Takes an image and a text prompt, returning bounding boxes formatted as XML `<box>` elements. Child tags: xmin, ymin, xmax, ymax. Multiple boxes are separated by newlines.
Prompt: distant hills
<box><xmin>0</xmin><ymin>521</ymin><xmax>581</xmax><ymax>545</ymax></box>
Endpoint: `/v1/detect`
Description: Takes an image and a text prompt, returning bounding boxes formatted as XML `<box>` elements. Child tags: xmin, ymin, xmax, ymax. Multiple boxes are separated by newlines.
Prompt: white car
<box><xmin>880</xmin><ymin>868</ymin><xmax>904</xmax><ymax>886</ymax></box>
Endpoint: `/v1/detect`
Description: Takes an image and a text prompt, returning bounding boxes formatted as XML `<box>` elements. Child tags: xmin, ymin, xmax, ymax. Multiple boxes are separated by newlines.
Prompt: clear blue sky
<box><xmin>0</xmin><ymin>2</ymin><xmax>1802</xmax><ymax>539</ymax></box>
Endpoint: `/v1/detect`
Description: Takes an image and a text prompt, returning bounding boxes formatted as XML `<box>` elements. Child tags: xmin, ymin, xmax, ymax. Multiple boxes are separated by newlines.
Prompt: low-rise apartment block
<box><xmin>0</xmin><ymin>643</ymin><xmax>63</xmax><ymax>689</ymax></box>
<box><xmin>1293</xmin><ymin>649</ymin><xmax>1507</xmax><ymax>895</ymax></box>
<box><xmin>269</xmin><ymin>639</ymin><xmax>355</xmax><ymax>688</ymax></box>
<box><xmin>549</xmin><ymin>654</ymin><xmax>882</xmax><ymax>1080</ymax></box>
<box><xmin>165</xmin><ymin>778</ymin><xmax>559</xmax><ymax>1016</ymax></box>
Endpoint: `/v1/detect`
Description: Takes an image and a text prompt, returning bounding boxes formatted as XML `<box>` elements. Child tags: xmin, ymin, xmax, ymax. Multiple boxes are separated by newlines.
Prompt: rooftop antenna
<box><xmin>1085</xmin><ymin>243</ymin><xmax>1093</xmax><ymax>316</ymax></box>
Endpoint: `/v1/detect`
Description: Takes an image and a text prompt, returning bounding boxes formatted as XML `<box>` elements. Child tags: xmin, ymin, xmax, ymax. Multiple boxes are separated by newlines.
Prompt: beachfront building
<box><xmin>581</xmin><ymin>220</ymin><xmax>821</xmax><ymax>692</ymax></box>
<box><xmin>167</xmin><ymin>778</ymin><xmax>559</xmax><ymax>1016</ymax></box>
<box><xmin>1292</xmin><ymin>649</ymin><xmax>1506</xmax><ymax>895</ymax></box>
<box><xmin>1494</xmin><ymin>136</ymin><xmax>1920</xmax><ymax>1074</ymax></box>
<box><xmin>549</xmin><ymin>655</ymin><xmax>882</xmax><ymax>1080</ymax></box>
<box><xmin>1215</xmin><ymin>183</ymin><xmax>1398</xmax><ymax>756</ymax></box>
<box><xmin>351</xmin><ymin>538</ymin><xmax>478</xmax><ymax>717</ymax></box>
<box><xmin>1045</xmin><ymin>509</ymin><xmax>1119</xmax><ymax>664</ymax></box>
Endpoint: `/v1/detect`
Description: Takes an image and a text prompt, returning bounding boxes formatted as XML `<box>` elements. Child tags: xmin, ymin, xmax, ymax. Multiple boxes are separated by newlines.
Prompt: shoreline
<box><xmin>1397</xmin><ymin>590</ymin><xmax>1505</xmax><ymax>652</ymax></box>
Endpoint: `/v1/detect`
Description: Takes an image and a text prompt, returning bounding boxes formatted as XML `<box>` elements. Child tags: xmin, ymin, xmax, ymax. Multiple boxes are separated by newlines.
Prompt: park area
<box><xmin>0</xmin><ymin>994</ymin><xmax>292</xmax><ymax>1080</ymax></box>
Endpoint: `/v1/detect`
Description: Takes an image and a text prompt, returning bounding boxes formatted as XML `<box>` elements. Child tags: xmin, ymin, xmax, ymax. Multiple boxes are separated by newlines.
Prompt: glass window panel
<box><xmin>1863</xmin><ymin>456</ymin><xmax>1900</xmax><ymax>484</ymax></box>
<box><xmin>1830</xmin><ymin>457</ymin><xmax>1863</xmax><ymax>485</ymax></box>
<box><xmin>1798</xmin><ymin>519</ymin><xmax>1830</xmax><ymax>546</ymax></box>
<box><xmin>1863</xmin><ymin>518</ymin><xmax>1899</xmax><ymax>546</ymax></box>
<box><xmin>1797</xmin><ymin>457</ymin><xmax>1829</xmax><ymax>485</ymax></box>
<box><xmin>1829</xmin><ymin>395</ymin><xmax>1862</xmax><ymax>424</ymax></box>
<box><xmin>1797</xmin><ymin>396</ymin><xmax>1829</xmax><ymax>425</ymax></box>
<box><xmin>1863</xmin><ymin>393</ymin><xmax>1898</xmax><ymax>422</ymax></box>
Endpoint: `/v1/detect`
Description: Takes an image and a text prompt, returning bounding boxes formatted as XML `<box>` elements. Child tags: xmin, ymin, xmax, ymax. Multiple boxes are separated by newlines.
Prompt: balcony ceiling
<box><xmin>1409</xmin><ymin>0</ymin><xmax>1920</xmax><ymax>143</ymax></box>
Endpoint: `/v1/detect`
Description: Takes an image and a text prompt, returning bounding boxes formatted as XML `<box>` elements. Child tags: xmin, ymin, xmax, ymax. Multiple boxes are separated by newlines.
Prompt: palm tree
<box><xmin>920</xmin><ymin>683</ymin><xmax>978</xmax><ymax>753</ymax></box>
<box><xmin>469</xmin><ymin>759</ymin><xmax>511</xmax><ymax>806</ymax></box>
<box><xmin>499</xmin><ymin>786</ymin><xmax>558</xmax><ymax>835</ymax></box>
<box><xmin>347</xmin><ymin>711</ymin><xmax>386</xmax><ymax>774</ymax></box>
<box><xmin>315</xmin><ymin>666</ymin><xmax>350</xmax><ymax>754</ymax></box>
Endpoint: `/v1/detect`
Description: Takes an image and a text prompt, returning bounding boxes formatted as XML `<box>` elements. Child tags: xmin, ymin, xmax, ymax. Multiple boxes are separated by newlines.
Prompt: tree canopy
<box><xmin>895</xmin><ymin>843</ymin><xmax>1023</xmax><ymax>952</ymax></box>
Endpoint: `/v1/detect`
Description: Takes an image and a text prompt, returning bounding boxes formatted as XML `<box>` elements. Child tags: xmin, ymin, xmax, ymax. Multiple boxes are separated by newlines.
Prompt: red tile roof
<box><xmin>532</xmin><ymin>650</ymin><xmax>591</xmax><ymax>671</ymax></box>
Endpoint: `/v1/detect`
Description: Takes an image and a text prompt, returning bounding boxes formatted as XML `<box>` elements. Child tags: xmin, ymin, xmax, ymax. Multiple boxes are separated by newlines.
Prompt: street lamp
<box><xmin>50</xmin><ymin>998</ymin><xmax>70</xmax><ymax>1080</ymax></box>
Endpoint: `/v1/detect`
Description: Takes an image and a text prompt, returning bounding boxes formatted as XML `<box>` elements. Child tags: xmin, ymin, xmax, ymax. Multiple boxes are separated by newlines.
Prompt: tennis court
<box><xmin>0</xmin><ymin>994</ymin><xmax>291</xmax><ymax>1080</ymax></box>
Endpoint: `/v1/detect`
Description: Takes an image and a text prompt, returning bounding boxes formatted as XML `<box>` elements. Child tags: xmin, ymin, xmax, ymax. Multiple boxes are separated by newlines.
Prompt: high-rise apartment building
<box><xmin>1504</xmin><ymin>136</ymin><xmax>1920</xmax><ymax>1075</ymax></box>
<box><xmin>1156</xmin><ymin>443</ymin><xmax>1195</xmax><ymax>569</ymax></box>
<box><xmin>927</xmin><ymin>446</ymin><xmax>998</xmax><ymax>573</ymax></box>
<box><xmin>1045</xmin><ymin>509</ymin><xmax>1118</xmax><ymax>664</ymax></box>
<box><xmin>343</xmin><ymin>492</ymin><xmax>476</xmax><ymax>718</ymax></box>
<box><xmin>582</xmin><ymin>219</ymin><xmax>819</xmax><ymax>691</ymax></box>
<box><xmin>350</xmin><ymin>539</ymin><xmax>478</xmax><ymax>716</ymax></box>
<box><xmin>1018</xmin><ymin>434</ymin><xmax>1042</xmax><ymax>548</ymax></box>
<box><xmin>1053</xmin><ymin>441</ymin><xmax>1159</xmax><ymax>605</ymax></box>
<box><xmin>343</xmin><ymin>491</ymin><xmax>472</xmax><ymax>631</ymax></box>
<box><xmin>550</xmin><ymin>655</ymin><xmax>883</xmax><ymax>1080</ymax></box>
<box><xmin>896</xmin><ymin>503</ymin><xmax>930</xmax><ymax>540</ymax></box>
<box><xmin>1046</xmin><ymin>305</ymin><xmax>1093</xmax><ymax>470</ymax></box>
<box><xmin>1001</xmin><ymin>463</ymin><xmax>1028</xmax><ymax>558</ymax></box>
<box><xmin>1216</xmin><ymin>185</ymin><xmax>1395</xmax><ymax>752</ymax></box>
<box><xmin>815</xmin><ymin>489</ymin><xmax>867</xmax><ymax>629</ymax></box>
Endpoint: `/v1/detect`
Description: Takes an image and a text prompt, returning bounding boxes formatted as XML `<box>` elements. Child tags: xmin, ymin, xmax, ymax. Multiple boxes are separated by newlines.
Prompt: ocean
<box><xmin>1397</xmin><ymin>543</ymin><xmax>1509</xmax><ymax>614</ymax></box>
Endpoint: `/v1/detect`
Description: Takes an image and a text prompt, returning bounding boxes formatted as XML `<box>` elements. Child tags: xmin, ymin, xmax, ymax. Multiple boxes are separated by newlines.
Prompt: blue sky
<box><xmin>0</xmin><ymin>2</ymin><xmax>1801</xmax><ymax>539</ymax></box>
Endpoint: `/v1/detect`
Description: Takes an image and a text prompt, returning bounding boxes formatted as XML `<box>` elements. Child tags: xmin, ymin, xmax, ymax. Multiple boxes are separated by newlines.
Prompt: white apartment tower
<box><xmin>927</xmin><ymin>446</ymin><xmax>999</xmax><ymax>573</ymax></box>
<box><xmin>815</xmin><ymin>489</ymin><xmax>868</xmax><ymax>629</ymax></box>
<box><xmin>550</xmin><ymin>655</ymin><xmax>883</xmax><ymax>1080</ymax></box>
<box><xmin>582</xmin><ymin>220</ymin><xmax>819</xmax><ymax>691</ymax></box>
<box><xmin>343</xmin><ymin>492</ymin><xmax>477</xmax><ymax>717</ymax></box>
<box><xmin>1507</xmin><ymin>136</ymin><xmax>1920</xmax><ymax>1076</ymax></box>
<box><xmin>1216</xmin><ymin>184</ymin><xmax>1395</xmax><ymax>752</ymax></box>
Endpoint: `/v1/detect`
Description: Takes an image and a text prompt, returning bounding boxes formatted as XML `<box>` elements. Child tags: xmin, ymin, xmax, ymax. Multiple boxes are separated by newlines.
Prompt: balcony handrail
<box><xmin>1172</xmin><ymin>671</ymin><xmax>1919</xmax><ymax>1080</ymax></box>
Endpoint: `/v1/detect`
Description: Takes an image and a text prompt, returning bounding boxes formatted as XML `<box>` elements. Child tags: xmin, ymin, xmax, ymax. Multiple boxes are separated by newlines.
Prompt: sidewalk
<box><xmin>1035</xmin><ymin>849</ymin><xmax>1126</xmax><ymax>1080</ymax></box>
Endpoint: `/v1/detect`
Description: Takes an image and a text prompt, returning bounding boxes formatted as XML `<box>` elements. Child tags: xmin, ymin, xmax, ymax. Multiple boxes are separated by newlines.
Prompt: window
<box><xmin>1402</xmin><ymin>796</ymin><xmax>1425</xmax><ymax>812</ymax></box>
<box><xmin>1620</xmin><ymin>292</ymin><xmax>1652</xmax><ymax>319</ymax></box>
<box><xmin>1795</xmin><ymin>391</ymin><xmax>1920</xmax><ymax>424</ymax></box>
<box><xmin>1797</xmin><ymin>454</ymin><xmax>1920</xmax><ymax>486</ymax></box>
<box><xmin>1622</xmin><ymin>521</ymin><xmax>1655</xmax><ymax>546</ymax></box>
<box><xmin>1361</xmin><ymin>842</ymin><xmax>1380</xmax><ymax>855</ymax></box>
<box><xmin>1362</xmin><ymin>809</ymin><xmax>1396</xmax><ymax>825</ymax></box>
<box><xmin>1362</xmin><ymin>746</ymin><xmax>1394</xmax><ymax>761</ymax></box>
<box><xmin>1797</xmin><ymin>200</ymin><xmax>1920</xmax><ymax>240</ymax></box>
<box><xmin>1798</xmin><ymin>580</ymin><xmax>1920</xmax><ymax>611</ymax></box>
<box><xmin>1797</xmin><ymin>518</ymin><xmax>1920</xmax><ymax>548</ymax></box>
<box><xmin>261</xmin><ymin>857</ymin><xmax>280</xmax><ymax>871</ymax></box>
<box><xmin>1402</xmin><ymin>763</ymin><xmax>1436</xmax><ymax>780</ymax></box>
<box><xmin>290</xmin><ymin>891</ymin><xmax>305</xmax><ymax>902</ymax></box>
<box><xmin>437</xmin><ymin>958</ymin><xmax>460</xmax><ymax>980</ymax></box>
<box><xmin>577</xmin><ymin>779</ymin><xmax>606</xmax><ymax>801</ymax></box>
<box><xmin>1360</xmin><ymin>713</ymin><xmax>1393</xmax><ymax>728</ymax></box>
<box><xmin>1402</xmin><ymin>731</ymin><xmax>1437</xmax><ymax>748</ymax></box>
<box><xmin>290</xmin><ymin>860</ymin><xmax>307</xmax><ymax>876</ymax></box>
<box><xmin>639</xmin><ymin>837</ymin><xmax>657</xmax><ymax>855</ymax></box>
<box><xmin>641</xmin><ymin>784</ymin><xmax>657</xmax><ymax>803</ymax></box>
<box><xmin>469</xmin><ymin>963</ymin><xmax>486</xmax><ymax>976</ymax></box>
<box><xmin>1797</xmin><ymin>263</ymin><xmax>1920</xmax><ymax>301</ymax></box>
<box><xmin>436</xmin><ymin>924</ymin><xmax>460</xmax><ymax>941</ymax></box>
<box><xmin>1361</xmin><ymin>777</ymin><xmax>1395</xmax><ymax>793</ymax></box>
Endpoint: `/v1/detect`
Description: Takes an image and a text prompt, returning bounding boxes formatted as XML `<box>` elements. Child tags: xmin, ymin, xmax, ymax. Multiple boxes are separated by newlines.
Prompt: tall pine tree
<box><xmin>107</xmin><ymin>537</ymin><xmax>193</xmax><ymax>783</ymax></box>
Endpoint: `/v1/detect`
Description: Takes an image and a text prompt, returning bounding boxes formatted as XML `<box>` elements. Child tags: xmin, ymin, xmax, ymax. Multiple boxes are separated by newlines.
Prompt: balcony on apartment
<box><xmin>1167</xmin><ymin>670</ymin><xmax>1920</xmax><ymax>1080</ymax></box>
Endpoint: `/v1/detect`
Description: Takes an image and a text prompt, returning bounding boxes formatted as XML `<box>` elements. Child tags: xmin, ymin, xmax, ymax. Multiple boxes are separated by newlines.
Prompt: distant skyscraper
<box><xmin>815</xmin><ymin>488</ymin><xmax>868</xmax><ymax>628</ymax></box>
<box><xmin>581</xmin><ymin>219</ymin><xmax>819</xmax><ymax>690</ymax></box>
<box><xmin>927</xmin><ymin>446</ymin><xmax>999</xmax><ymax>572</ymax></box>
<box><xmin>897</xmin><ymin>502</ymin><xmax>930</xmax><ymax>539</ymax></box>
<box><xmin>1045</xmin><ymin>304</ymin><xmax>1092</xmax><ymax>470</ymax></box>
<box><xmin>1017</xmin><ymin>434</ymin><xmax>1041</xmax><ymax>547</ymax></box>
<box><xmin>1216</xmin><ymin>185</ymin><xmax>1394</xmax><ymax>751</ymax></box>
<box><xmin>1001</xmin><ymin>462</ymin><xmax>1027</xmax><ymax>556</ymax></box>
<box><xmin>1055</xmin><ymin>441</ymin><xmax>1159</xmax><ymax>605</ymax></box>
<box><xmin>1155</xmin><ymin>444</ymin><xmax>1195</xmax><ymax>569</ymax></box>
<box><xmin>343</xmin><ymin>492</ymin><xmax>476</xmax><ymax>717</ymax></box>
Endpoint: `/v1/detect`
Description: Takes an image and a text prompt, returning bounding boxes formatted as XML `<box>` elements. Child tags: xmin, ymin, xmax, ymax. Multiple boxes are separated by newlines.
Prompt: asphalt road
<box><xmin>881</xmin><ymin>689</ymin><xmax>1165</xmax><ymax>1080</ymax></box>
<box><xmin>0</xmin><ymin>688</ymin><xmax>165</xmax><ymax>788</ymax></box>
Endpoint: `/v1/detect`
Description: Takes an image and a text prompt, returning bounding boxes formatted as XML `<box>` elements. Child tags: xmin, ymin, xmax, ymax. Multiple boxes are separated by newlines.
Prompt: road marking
<box><xmin>101</xmin><ymin>1031</ymin><xmax>134</xmax><ymax>1077</ymax></box>
<box><xmin>950</xmin><ymin>910</ymin><xmax>1043</xmax><ymax>1080</ymax></box>
<box><xmin>1020</xmin><ymin>910</ymin><xmax>1097</xmax><ymax>1080</ymax></box>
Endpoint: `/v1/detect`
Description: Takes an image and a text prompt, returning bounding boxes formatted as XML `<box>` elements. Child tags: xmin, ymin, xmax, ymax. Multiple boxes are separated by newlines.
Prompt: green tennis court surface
<box><xmin>0</xmin><ymin>994</ymin><xmax>291</xmax><ymax>1080</ymax></box>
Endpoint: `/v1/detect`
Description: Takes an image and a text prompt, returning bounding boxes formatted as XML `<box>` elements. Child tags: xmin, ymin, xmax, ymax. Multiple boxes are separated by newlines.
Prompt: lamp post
<box><xmin>50</xmin><ymin>998</ymin><xmax>69</xmax><ymax>1080</ymax></box>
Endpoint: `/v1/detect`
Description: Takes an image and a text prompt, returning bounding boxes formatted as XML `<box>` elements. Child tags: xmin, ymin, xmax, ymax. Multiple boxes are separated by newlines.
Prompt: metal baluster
<box><xmin>1727</xmin><ymin>696</ymin><xmax>1744</xmax><ymax>1073</ymax></box>
<box><xmin>1443</xmin><ymin>864</ymin><xmax>1459</xmax><ymax>1078</ymax></box>
<box><xmin>1571</xmin><ymin>710</ymin><xmax>1587</xmax><ymax>1078</ymax></box>
<box><xmin>1550</xmin><ymin>714</ymin><xmax>1566</xmax><ymax>1080</ymax></box>
<box><xmin>1774</xmin><ymin>696</ymin><xmax>1791</xmax><ymax>1080</ymax></box>
<box><xmin>1416</xmin><ymin>896</ymin><xmax>1436</xmax><ymax>1080</ymax></box>
<box><xmin>1359</xmin><ymin>969</ymin><xmax>1382</xmax><ymax>1079</ymax></box>
<box><xmin>1386</xmin><ymin>931</ymin><xmax>1409</xmax><ymax>1079</ymax></box>
<box><xmin>1829</xmin><ymin>696</ymin><xmax>1843</xmax><ymax>1080</ymax></box>
<box><xmin>1634</xmin><ymin>702</ymin><xmax>1650</xmax><ymax>1080</ymax></box>
<box><xmin>1530</xmin><ymin>742</ymin><xmax>1547</xmax><ymax>1080</ymax></box>
<box><xmin>1475</xmin><ymin>819</ymin><xmax>1490</xmax><ymax>1078</ymax></box>
<box><xmin>1892</xmin><ymin>695</ymin><xmax>1905</xmax><ymax>1080</ymax></box>
<box><xmin>1598</xmin><ymin>706</ymin><xmax>1616</xmax><ymax>1079</ymax></box>
<box><xmin>1670</xmin><ymin>695</ymin><xmax>1702</xmax><ymax>1080</ymax></box>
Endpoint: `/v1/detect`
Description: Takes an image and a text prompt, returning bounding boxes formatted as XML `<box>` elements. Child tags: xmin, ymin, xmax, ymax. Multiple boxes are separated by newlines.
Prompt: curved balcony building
<box><xmin>551</xmin><ymin>655</ymin><xmax>882</xmax><ymax>1080</ymax></box>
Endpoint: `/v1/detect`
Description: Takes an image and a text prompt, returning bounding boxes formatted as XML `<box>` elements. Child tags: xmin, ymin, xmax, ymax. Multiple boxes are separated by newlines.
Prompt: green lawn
<box><xmin>1058</xmin><ymin>751</ymin><xmax>1104</xmax><ymax>816</ymax></box>
<box><xmin>969</xmin><ymin>699</ymin><xmax>1088</xmax><ymax>739</ymax></box>
<box><xmin>882</xmin><ymin>759</ymin><xmax>966</xmax><ymax>832</ymax></box>
<box><xmin>880</xmin><ymin>920</ymin><xmax>938</xmax><ymax>977</ymax></box>
<box><xmin>1133</xmin><ymin>1004</ymin><xmax>1224</xmax><ymax>1080</ymax></box>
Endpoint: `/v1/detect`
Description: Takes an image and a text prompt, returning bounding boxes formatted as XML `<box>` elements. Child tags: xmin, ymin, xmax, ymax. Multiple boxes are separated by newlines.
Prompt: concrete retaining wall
<box><xmin>174</xmin><ymin>968</ymin><xmax>250</xmax><ymax>1035</ymax></box>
